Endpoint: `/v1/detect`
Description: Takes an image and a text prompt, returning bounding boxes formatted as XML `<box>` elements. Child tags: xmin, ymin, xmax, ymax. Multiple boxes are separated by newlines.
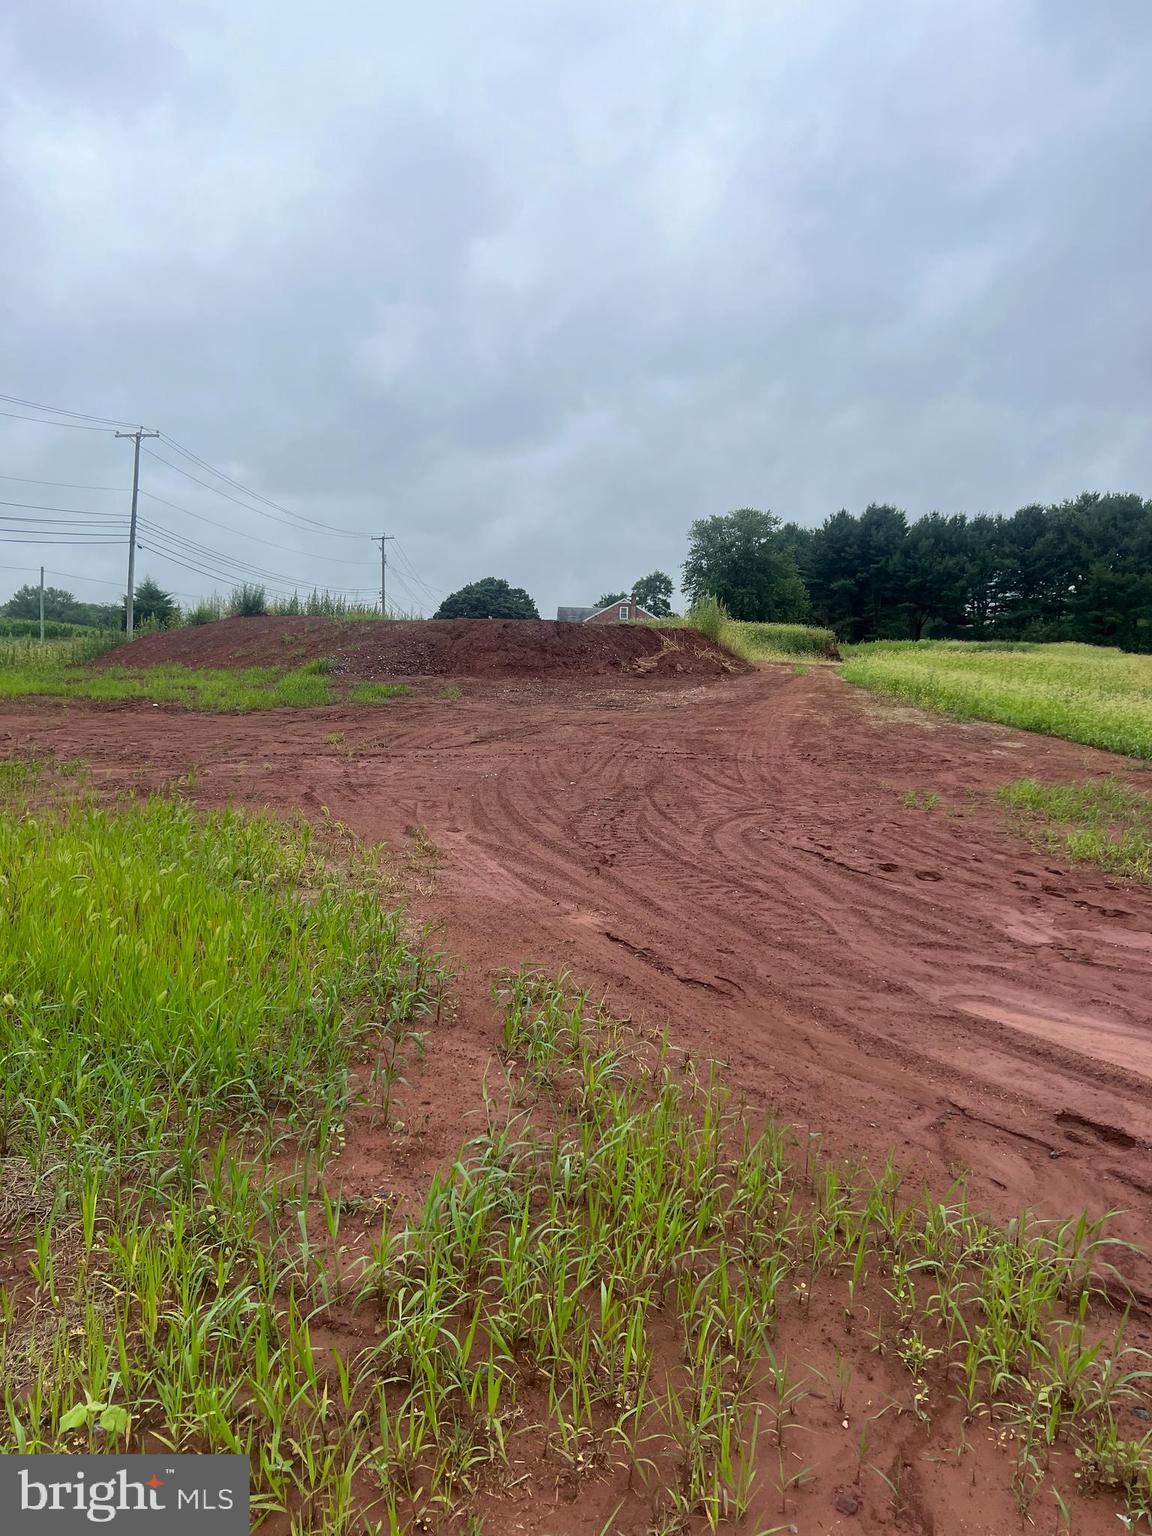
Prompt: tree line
<box><xmin>683</xmin><ymin>493</ymin><xmax>1152</xmax><ymax>651</ymax></box>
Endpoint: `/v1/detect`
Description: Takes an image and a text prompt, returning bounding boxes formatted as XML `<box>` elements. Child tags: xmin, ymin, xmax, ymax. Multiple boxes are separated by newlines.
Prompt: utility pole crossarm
<box><xmin>115</xmin><ymin>428</ymin><xmax>160</xmax><ymax>639</ymax></box>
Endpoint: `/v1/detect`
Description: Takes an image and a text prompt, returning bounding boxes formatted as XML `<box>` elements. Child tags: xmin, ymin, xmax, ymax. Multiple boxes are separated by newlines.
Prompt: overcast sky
<box><xmin>1</xmin><ymin>0</ymin><xmax>1150</xmax><ymax>617</ymax></box>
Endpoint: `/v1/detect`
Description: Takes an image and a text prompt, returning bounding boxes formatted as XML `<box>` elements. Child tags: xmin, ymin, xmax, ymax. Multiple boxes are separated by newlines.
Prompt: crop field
<box><xmin>2</xmin><ymin>623</ymin><xmax>1152</xmax><ymax>1534</ymax></box>
<box><xmin>841</xmin><ymin>640</ymin><xmax>1152</xmax><ymax>758</ymax></box>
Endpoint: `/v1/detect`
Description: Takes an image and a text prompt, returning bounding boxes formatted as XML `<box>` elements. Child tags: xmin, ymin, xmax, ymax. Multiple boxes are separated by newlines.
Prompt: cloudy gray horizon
<box><xmin>2</xmin><ymin>0</ymin><xmax>1150</xmax><ymax>618</ymax></box>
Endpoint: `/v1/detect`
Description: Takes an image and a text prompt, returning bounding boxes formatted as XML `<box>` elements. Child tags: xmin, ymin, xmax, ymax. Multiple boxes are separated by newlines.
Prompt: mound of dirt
<box><xmin>95</xmin><ymin>617</ymin><xmax>749</xmax><ymax>681</ymax></box>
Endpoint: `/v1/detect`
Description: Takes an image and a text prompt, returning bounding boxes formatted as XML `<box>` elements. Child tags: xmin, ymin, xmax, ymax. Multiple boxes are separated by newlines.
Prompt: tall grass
<box><xmin>729</xmin><ymin>621</ymin><xmax>839</xmax><ymax>660</ymax></box>
<box><xmin>651</xmin><ymin>599</ymin><xmax>836</xmax><ymax>663</ymax></box>
<box><xmin>842</xmin><ymin>641</ymin><xmax>1152</xmax><ymax>758</ymax></box>
<box><xmin>0</xmin><ymin>792</ymin><xmax>428</xmax><ymax>1173</ymax></box>
<box><xmin>0</xmin><ymin>618</ymin><xmax>112</xmax><ymax>640</ymax></box>
<box><xmin>0</xmin><ymin>632</ymin><xmax>124</xmax><ymax>671</ymax></box>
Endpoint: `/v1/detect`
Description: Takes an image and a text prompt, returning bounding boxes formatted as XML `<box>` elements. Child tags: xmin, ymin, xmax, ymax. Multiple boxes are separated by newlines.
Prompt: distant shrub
<box><xmin>227</xmin><ymin>583</ymin><xmax>269</xmax><ymax>618</ymax></box>
<box><xmin>185</xmin><ymin>596</ymin><xmax>225</xmax><ymax>626</ymax></box>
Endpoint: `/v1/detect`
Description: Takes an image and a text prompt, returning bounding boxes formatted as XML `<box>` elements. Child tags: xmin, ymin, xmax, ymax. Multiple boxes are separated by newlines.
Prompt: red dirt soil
<box><xmin>95</xmin><ymin>615</ymin><xmax>746</xmax><ymax>680</ymax></box>
<box><xmin>4</xmin><ymin>665</ymin><xmax>1152</xmax><ymax>1534</ymax></box>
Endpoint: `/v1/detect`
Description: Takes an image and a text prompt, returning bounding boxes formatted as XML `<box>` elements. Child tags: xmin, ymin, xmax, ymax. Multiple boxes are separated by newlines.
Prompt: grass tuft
<box><xmin>347</xmin><ymin>682</ymin><xmax>411</xmax><ymax>704</ymax></box>
<box><xmin>999</xmin><ymin>777</ymin><xmax>1152</xmax><ymax>881</ymax></box>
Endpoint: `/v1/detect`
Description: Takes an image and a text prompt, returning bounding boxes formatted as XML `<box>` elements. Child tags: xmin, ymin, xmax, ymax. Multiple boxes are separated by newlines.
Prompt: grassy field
<box><xmin>842</xmin><ymin>641</ymin><xmax>1152</xmax><ymax>758</ymax></box>
<box><xmin>1000</xmin><ymin>776</ymin><xmax>1152</xmax><ymax>881</ymax></box>
<box><xmin>0</xmin><ymin>641</ymin><xmax>412</xmax><ymax>711</ymax></box>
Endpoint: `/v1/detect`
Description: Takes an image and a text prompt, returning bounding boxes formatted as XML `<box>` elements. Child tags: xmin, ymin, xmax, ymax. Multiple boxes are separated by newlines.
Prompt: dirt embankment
<box><xmin>95</xmin><ymin>616</ymin><xmax>748</xmax><ymax>681</ymax></box>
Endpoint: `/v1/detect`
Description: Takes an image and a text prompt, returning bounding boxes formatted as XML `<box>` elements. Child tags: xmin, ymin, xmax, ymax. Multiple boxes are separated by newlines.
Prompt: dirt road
<box><xmin>6</xmin><ymin>664</ymin><xmax>1151</xmax><ymax>1278</ymax></box>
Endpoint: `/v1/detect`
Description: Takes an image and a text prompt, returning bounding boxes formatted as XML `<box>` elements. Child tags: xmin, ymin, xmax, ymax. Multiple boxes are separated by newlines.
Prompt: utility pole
<box><xmin>373</xmin><ymin>532</ymin><xmax>395</xmax><ymax>616</ymax></box>
<box><xmin>115</xmin><ymin>427</ymin><xmax>159</xmax><ymax>638</ymax></box>
<box><xmin>39</xmin><ymin>565</ymin><xmax>44</xmax><ymax>643</ymax></box>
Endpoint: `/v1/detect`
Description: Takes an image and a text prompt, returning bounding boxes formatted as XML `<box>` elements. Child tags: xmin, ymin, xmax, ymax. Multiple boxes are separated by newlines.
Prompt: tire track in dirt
<box><xmin>4</xmin><ymin>669</ymin><xmax>1152</xmax><ymax>1290</ymax></box>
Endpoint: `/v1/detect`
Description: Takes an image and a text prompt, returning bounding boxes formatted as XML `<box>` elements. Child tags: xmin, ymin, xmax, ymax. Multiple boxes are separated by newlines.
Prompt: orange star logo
<box><xmin>146</xmin><ymin>1476</ymin><xmax>164</xmax><ymax>1489</ymax></box>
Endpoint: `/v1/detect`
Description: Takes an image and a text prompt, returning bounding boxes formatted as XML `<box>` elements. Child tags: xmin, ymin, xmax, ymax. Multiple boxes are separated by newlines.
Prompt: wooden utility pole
<box><xmin>373</xmin><ymin>532</ymin><xmax>395</xmax><ymax>616</ymax></box>
<box><xmin>39</xmin><ymin>565</ymin><xmax>44</xmax><ymax>642</ymax></box>
<box><xmin>115</xmin><ymin>427</ymin><xmax>159</xmax><ymax>637</ymax></box>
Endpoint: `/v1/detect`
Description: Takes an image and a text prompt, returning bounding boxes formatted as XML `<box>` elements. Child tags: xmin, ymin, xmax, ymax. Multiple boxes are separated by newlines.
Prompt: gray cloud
<box><xmin>1</xmin><ymin>0</ymin><xmax>1150</xmax><ymax>615</ymax></box>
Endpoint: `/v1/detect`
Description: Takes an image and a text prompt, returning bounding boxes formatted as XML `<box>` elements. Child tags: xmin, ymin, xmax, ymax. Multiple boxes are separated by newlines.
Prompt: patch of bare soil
<box><xmin>3</xmin><ymin>665</ymin><xmax>1152</xmax><ymax>1534</ymax></box>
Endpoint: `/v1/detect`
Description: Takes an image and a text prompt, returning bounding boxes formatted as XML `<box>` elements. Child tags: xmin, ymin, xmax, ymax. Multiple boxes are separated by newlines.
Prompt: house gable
<box><xmin>582</xmin><ymin>593</ymin><xmax>658</xmax><ymax>625</ymax></box>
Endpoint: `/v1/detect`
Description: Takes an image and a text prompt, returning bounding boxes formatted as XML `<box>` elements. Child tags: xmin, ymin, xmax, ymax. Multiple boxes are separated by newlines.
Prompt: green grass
<box><xmin>0</xmin><ymin>632</ymin><xmax>124</xmax><ymax>671</ymax></box>
<box><xmin>899</xmin><ymin>788</ymin><xmax>940</xmax><ymax>811</ymax></box>
<box><xmin>0</xmin><ymin>787</ymin><xmax>430</xmax><ymax>1170</ymax></box>
<box><xmin>647</xmin><ymin>601</ymin><xmax>837</xmax><ymax>664</ymax></box>
<box><xmin>0</xmin><ymin>618</ymin><xmax>116</xmax><ymax>640</ymax></box>
<box><xmin>0</xmin><ymin>778</ymin><xmax>443</xmax><ymax>1523</ymax></box>
<box><xmin>842</xmin><ymin>641</ymin><xmax>1152</xmax><ymax>758</ymax></box>
<box><xmin>0</xmin><ymin>661</ymin><xmax>336</xmax><ymax>711</ymax></box>
<box><xmin>0</xmin><ymin>649</ymin><xmax>416</xmax><ymax>713</ymax></box>
<box><xmin>999</xmin><ymin>777</ymin><xmax>1152</xmax><ymax>881</ymax></box>
<box><xmin>727</xmin><ymin>621</ymin><xmax>839</xmax><ymax>661</ymax></box>
<box><xmin>347</xmin><ymin>681</ymin><xmax>412</xmax><ymax>704</ymax></box>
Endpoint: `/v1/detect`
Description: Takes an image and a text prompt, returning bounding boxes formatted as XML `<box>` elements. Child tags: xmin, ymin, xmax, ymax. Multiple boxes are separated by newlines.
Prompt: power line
<box><xmin>156</xmin><ymin>432</ymin><xmax>365</xmax><ymax>537</ymax></box>
<box><xmin>138</xmin><ymin>487</ymin><xmax>373</xmax><ymax>568</ymax></box>
<box><xmin>142</xmin><ymin>446</ymin><xmax>368</xmax><ymax>542</ymax></box>
<box><xmin>383</xmin><ymin>565</ymin><xmax>425</xmax><ymax>613</ymax></box>
<box><xmin>134</xmin><ymin>539</ymin><xmax>377</xmax><ymax>600</ymax></box>
<box><xmin>0</xmin><ymin>496</ymin><xmax>129</xmax><ymax>517</ymax></box>
<box><xmin>0</xmin><ymin>474</ymin><xmax>124</xmax><ymax>492</ymax></box>
<box><xmin>0</xmin><ymin>391</ymin><xmax>144</xmax><ymax>428</ymax></box>
<box><xmin>137</xmin><ymin>518</ymin><xmax>376</xmax><ymax>593</ymax></box>
<box><xmin>0</xmin><ymin>408</ymin><xmax>117</xmax><ymax>433</ymax></box>
<box><xmin>0</xmin><ymin>520</ymin><xmax>127</xmax><ymax>531</ymax></box>
<box><xmin>392</xmin><ymin>539</ymin><xmax>446</xmax><ymax>601</ymax></box>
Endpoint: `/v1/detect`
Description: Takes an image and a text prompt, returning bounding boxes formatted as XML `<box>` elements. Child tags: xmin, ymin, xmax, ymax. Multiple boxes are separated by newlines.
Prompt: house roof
<box><xmin>556</xmin><ymin>606</ymin><xmax>595</xmax><ymax>622</ymax></box>
<box><xmin>582</xmin><ymin>597</ymin><xmax>658</xmax><ymax>622</ymax></box>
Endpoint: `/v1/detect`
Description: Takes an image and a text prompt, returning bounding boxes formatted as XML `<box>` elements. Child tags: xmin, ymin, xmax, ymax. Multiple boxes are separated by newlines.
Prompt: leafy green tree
<box><xmin>125</xmin><ymin>576</ymin><xmax>178</xmax><ymax>630</ymax></box>
<box><xmin>434</xmin><ymin>577</ymin><xmax>539</xmax><ymax>620</ymax></box>
<box><xmin>682</xmin><ymin>508</ymin><xmax>810</xmax><ymax>622</ymax></box>
<box><xmin>594</xmin><ymin>591</ymin><xmax>628</xmax><ymax>609</ymax></box>
<box><xmin>3</xmin><ymin>584</ymin><xmax>84</xmax><ymax>623</ymax></box>
<box><xmin>633</xmin><ymin>570</ymin><xmax>674</xmax><ymax>616</ymax></box>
